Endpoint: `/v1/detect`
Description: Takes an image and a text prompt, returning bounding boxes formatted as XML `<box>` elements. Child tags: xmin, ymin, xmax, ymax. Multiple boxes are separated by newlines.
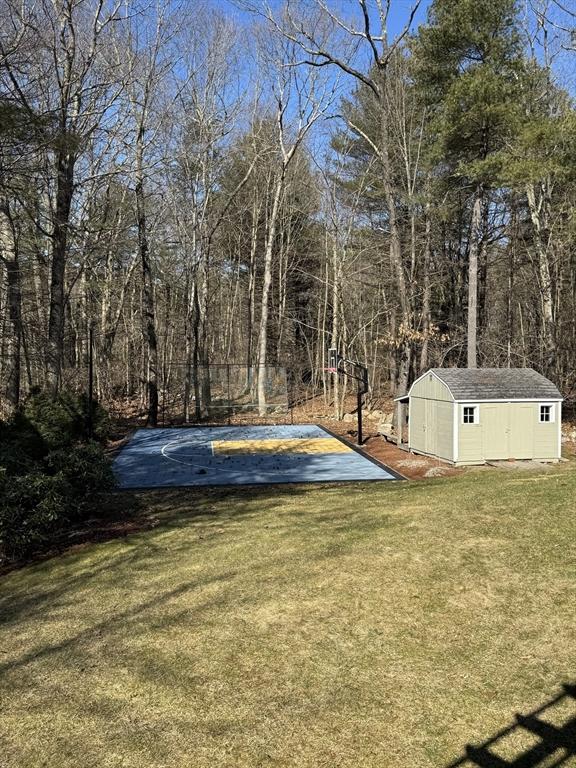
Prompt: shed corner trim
<box><xmin>453</xmin><ymin>401</ymin><xmax>458</xmax><ymax>462</ymax></box>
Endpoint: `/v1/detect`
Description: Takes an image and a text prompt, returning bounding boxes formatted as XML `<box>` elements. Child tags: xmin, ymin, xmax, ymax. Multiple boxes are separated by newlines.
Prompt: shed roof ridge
<box><xmin>428</xmin><ymin>366</ymin><xmax>546</xmax><ymax>372</ymax></box>
<box><xmin>408</xmin><ymin>367</ymin><xmax>561</xmax><ymax>401</ymax></box>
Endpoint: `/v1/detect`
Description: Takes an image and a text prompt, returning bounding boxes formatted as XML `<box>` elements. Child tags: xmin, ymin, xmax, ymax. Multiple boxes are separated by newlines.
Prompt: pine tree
<box><xmin>498</xmin><ymin>65</ymin><xmax>576</xmax><ymax>375</ymax></box>
<box><xmin>412</xmin><ymin>0</ymin><xmax>525</xmax><ymax>367</ymax></box>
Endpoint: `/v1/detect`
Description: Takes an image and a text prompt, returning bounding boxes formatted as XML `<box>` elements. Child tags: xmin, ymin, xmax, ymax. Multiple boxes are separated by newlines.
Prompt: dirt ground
<box><xmin>309</xmin><ymin>412</ymin><xmax>457</xmax><ymax>480</ymax></box>
<box><xmin>363</xmin><ymin>436</ymin><xmax>463</xmax><ymax>479</ymax></box>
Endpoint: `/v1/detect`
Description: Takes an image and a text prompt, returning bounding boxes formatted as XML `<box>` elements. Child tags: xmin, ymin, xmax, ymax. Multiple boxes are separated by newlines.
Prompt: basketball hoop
<box><xmin>328</xmin><ymin>347</ymin><xmax>339</xmax><ymax>370</ymax></box>
<box><xmin>324</xmin><ymin>346</ymin><xmax>369</xmax><ymax>446</ymax></box>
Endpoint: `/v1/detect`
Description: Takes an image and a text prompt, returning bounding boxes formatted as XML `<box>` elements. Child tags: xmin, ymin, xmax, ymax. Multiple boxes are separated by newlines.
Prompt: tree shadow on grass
<box><xmin>0</xmin><ymin>534</ymin><xmax>169</xmax><ymax>635</ymax></box>
<box><xmin>0</xmin><ymin>484</ymin><xmax>310</xmax><ymax>620</ymax></box>
<box><xmin>1</xmin><ymin>482</ymin><xmax>312</xmax><ymax>575</ymax></box>
<box><xmin>446</xmin><ymin>683</ymin><xmax>576</xmax><ymax>767</ymax></box>
<box><xmin>0</xmin><ymin>479</ymin><xmax>405</xmax><ymax>700</ymax></box>
<box><xmin>0</xmin><ymin>531</ymin><xmax>349</xmax><ymax>681</ymax></box>
<box><xmin>0</xmin><ymin>490</ymin><xmax>147</xmax><ymax>577</ymax></box>
<box><xmin>0</xmin><ymin>566</ymin><xmax>240</xmax><ymax>678</ymax></box>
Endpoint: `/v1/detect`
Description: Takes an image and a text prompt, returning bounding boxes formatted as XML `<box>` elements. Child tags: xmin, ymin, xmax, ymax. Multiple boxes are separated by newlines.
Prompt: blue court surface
<box><xmin>113</xmin><ymin>424</ymin><xmax>401</xmax><ymax>489</ymax></box>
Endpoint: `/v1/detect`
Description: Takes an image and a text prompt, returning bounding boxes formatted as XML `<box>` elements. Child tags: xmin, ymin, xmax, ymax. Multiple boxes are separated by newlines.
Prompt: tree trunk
<box><xmin>191</xmin><ymin>278</ymin><xmax>202</xmax><ymax>420</ymax></box>
<box><xmin>419</xmin><ymin>212</ymin><xmax>432</xmax><ymax>373</ymax></box>
<box><xmin>47</xmin><ymin>150</ymin><xmax>75</xmax><ymax>392</ymax></box>
<box><xmin>99</xmin><ymin>254</ymin><xmax>138</xmax><ymax>381</ymax></box>
<box><xmin>331</xmin><ymin>236</ymin><xmax>342</xmax><ymax>420</ymax></box>
<box><xmin>320</xmin><ymin>248</ymin><xmax>330</xmax><ymax>405</ymax></box>
<box><xmin>245</xmin><ymin>202</ymin><xmax>259</xmax><ymax>392</ymax></box>
<box><xmin>256</xmin><ymin>171</ymin><xmax>284</xmax><ymax>416</ymax></box>
<box><xmin>526</xmin><ymin>182</ymin><xmax>555</xmax><ymax>373</ymax></box>
<box><xmin>183</xmin><ymin>269</ymin><xmax>193</xmax><ymax>421</ymax></box>
<box><xmin>276</xmin><ymin>233</ymin><xmax>288</xmax><ymax>361</ymax></box>
<box><xmin>136</xmin><ymin>161</ymin><xmax>158</xmax><ymax>426</ymax></box>
<box><xmin>506</xmin><ymin>203</ymin><xmax>518</xmax><ymax>368</ymax></box>
<box><xmin>467</xmin><ymin>186</ymin><xmax>483</xmax><ymax>369</ymax></box>
<box><xmin>0</xmin><ymin>203</ymin><xmax>21</xmax><ymax>409</ymax></box>
<box><xmin>199</xmin><ymin>256</ymin><xmax>211</xmax><ymax>417</ymax></box>
<box><xmin>379</xmin><ymin>103</ymin><xmax>411</xmax><ymax>394</ymax></box>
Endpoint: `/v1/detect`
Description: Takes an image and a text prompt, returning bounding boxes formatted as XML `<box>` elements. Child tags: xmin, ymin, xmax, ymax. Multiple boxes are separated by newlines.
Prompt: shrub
<box><xmin>23</xmin><ymin>391</ymin><xmax>85</xmax><ymax>449</ymax></box>
<box><xmin>77</xmin><ymin>393</ymin><xmax>111</xmax><ymax>442</ymax></box>
<box><xmin>22</xmin><ymin>390</ymin><xmax>111</xmax><ymax>450</ymax></box>
<box><xmin>0</xmin><ymin>391</ymin><xmax>115</xmax><ymax>563</ymax></box>
<box><xmin>0</xmin><ymin>470</ymin><xmax>72</xmax><ymax>561</ymax></box>
<box><xmin>0</xmin><ymin>416</ymin><xmax>45</xmax><ymax>476</ymax></box>
<box><xmin>45</xmin><ymin>441</ymin><xmax>116</xmax><ymax>520</ymax></box>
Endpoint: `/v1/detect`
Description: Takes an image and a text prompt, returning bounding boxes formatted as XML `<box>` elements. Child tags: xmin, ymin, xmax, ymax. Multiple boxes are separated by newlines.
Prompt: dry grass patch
<box><xmin>1</xmin><ymin>468</ymin><xmax>576</xmax><ymax>767</ymax></box>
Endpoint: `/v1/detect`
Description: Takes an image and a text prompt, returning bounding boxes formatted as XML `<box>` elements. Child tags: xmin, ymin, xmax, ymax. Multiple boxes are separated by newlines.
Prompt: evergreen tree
<box><xmin>412</xmin><ymin>0</ymin><xmax>525</xmax><ymax>367</ymax></box>
<box><xmin>498</xmin><ymin>65</ymin><xmax>576</xmax><ymax>375</ymax></box>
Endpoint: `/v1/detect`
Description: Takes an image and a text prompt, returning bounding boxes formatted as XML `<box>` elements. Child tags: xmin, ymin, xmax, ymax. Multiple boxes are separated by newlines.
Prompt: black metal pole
<box><xmin>290</xmin><ymin>368</ymin><xmax>294</xmax><ymax>424</ymax></box>
<box><xmin>357</xmin><ymin>381</ymin><xmax>363</xmax><ymax>446</ymax></box>
<box><xmin>87</xmin><ymin>324</ymin><xmax>94</xmax><ymax>439</ymax></box>
<box><xmin>227</xmin><ymin>364</ymin><xmax>231</xmax><ymax>425</ymax></box>
<box><xmin>331</xmin><ymin>350</ymin><xmax>368</xmax><ymax>445</ymax></box>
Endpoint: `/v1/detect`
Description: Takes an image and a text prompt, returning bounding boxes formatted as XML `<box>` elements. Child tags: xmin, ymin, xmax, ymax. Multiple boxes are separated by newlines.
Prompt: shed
<box><xmin>395</xmin><ymin>368</ymin><xmax>562</xmax><ymax>465</ymax></box>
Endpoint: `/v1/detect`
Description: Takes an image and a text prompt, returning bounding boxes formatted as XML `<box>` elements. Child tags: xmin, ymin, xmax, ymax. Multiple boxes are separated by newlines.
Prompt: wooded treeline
<box><xmin>1</xmin><ymin>0</ymin><xmax>575</xmax><ymax>424</ymax></box>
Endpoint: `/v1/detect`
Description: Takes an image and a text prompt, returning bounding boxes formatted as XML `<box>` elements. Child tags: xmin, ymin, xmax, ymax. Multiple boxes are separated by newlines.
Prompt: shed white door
<box><xmin>409</xmin><ymin>397</ymin><xmax>426</xmax><ymax>453</ymax></box>
<box><xmin>425</xmin><ymin>400</ymin><xmax>437</xmax><ymax>455</ymax></box>
<box><xmin>509</xmin><ymin>404</ymin><xmax>534</xmax><ymax>459</ymax></box>
<box><xmin>482</xmin><ymin>405</ymin><xmax>510</xmax><ymax>460</ymax></box>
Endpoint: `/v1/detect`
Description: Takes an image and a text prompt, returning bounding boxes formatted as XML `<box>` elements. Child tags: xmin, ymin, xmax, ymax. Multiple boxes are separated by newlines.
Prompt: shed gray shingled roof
<box><xmin>428</xmin><ymin>368</ymin><xmax>562</xmax><ymax>401</ymax></box>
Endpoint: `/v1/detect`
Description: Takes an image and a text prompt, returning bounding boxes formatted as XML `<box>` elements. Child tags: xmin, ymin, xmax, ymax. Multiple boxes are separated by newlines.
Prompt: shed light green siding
<box><xmin>435</xmin><ymin>401</ymin><xmax>453</xmax><ymax>460</ymax></box>
<box><xmin>456</xmin><ymin>401</ymin><xmax>560</xmax><ymax>464</ymax></box>
<box><xmin>482</xmin><ymin>405</ymin><xmax>508</xmax><ymax>460</ymax></box>
<box><xmin>410</xmin><ymin>373</ymin><xmax>453</xmax><ymax>402</ymax></box>
<box><xmin>405</xmin><ymin>371</ymin><xmax>561</xmax><ymax>465</ymax></box>
<box><xmin>408</xmin><ymin>374</ymin><xmax>454</xmax><ymax>462</ymax></box>
<box><xmin>457</xmin><ymin>413</ymin><xmax>481</xmax><ymax>464</ymax></box>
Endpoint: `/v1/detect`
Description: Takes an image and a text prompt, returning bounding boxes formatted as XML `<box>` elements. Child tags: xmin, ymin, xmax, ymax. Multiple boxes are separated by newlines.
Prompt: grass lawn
<box><xmin>1</xmin><ymin>467</ymin><xmax>576</xmax><ymax>767</ymax></box>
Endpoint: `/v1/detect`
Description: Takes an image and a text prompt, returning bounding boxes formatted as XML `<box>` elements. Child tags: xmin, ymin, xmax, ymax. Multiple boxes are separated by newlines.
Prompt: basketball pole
<box><xmin>328</xmin><ymin>348</ymin><xmax>369</xmax><ymax>447</ymax></box>
<box><xmin>357</xmin><ymin>383</ymin><xmax>363</xmax><ymax>447</ymax></box>
<box><xmin>87</xmin><ymin>322</ymin><xmax>94</xmax><ymax>440</ymax></box>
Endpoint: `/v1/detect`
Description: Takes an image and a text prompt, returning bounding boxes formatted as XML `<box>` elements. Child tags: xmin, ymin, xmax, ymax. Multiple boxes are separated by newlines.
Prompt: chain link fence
<box><xmin>159</xmin><ymin>364</ymin><xmax>293</xmax><ymax>424</ymax></box>
<box><xmin>0</xmin><ymin>357</ymin><xmax>329</xmax><ymax>426</ymax></box>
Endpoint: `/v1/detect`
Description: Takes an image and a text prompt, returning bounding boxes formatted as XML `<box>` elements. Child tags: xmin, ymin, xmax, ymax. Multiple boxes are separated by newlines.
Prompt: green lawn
<box><xmin>1</xmin><ymin>467</ymin><xmax>576</xmax><ymax>767</ymax></box>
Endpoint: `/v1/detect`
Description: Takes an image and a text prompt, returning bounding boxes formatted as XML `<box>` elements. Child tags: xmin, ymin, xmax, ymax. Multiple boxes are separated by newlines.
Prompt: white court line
<box><xmin>161</xmin><ymin>439</ymin><xmax>216</xmax><ymax>471</ymax></box>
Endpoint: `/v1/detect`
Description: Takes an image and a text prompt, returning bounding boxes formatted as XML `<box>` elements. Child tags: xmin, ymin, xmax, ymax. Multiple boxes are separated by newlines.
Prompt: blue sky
<box><xmin>208</xmin><ymin>0</ymin><xmax>573</xmax><ymax>156</ymax></box>
<box><xmin>218</xmin><ymin>0</ymin><xmax>573</xmax><ymax>94</ymax></box>
<box><xmin>225</xmin><ymin>0</ymin><xmax>433</xmax><ymax>41</ymax></box>
<box><xmin>218</xmin><ymin>0</ymin><xmax>435</xmax><ymax>109</ymax></box>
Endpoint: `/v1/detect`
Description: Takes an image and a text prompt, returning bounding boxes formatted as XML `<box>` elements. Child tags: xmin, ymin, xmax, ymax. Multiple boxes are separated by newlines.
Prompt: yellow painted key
<box><xmin>212</xmin><ymin>437</ymin><xmax>351</xmax><ymax>455</ymax></box>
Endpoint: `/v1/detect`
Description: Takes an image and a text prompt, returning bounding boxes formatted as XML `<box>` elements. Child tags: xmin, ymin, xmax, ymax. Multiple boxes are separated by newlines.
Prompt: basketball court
<box><xmin>113</xmin><ymin>424</ymin><xmax>402</xmax><ymax>489</ymax></box>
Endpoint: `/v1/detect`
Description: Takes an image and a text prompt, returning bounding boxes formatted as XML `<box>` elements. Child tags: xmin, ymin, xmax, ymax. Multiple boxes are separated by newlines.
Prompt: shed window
<box><xmin>462</xmin><ymin>405</ymin><xmax>478</xmax><ymax>424</ymax></box>
<box><xmin>539</xmin><ymin>404</ymin><xmax>554</xmax><ymax>423</ymax></box>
